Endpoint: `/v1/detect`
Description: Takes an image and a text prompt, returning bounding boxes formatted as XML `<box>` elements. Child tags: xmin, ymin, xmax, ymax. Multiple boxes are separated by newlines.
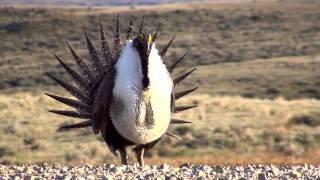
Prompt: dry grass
<box><xmin>186</xmin><ymin>55</ymin><xmax>320</xmax><ymax>99</ymax></box>
<box><xmin>0</xmin><ymin>91</ymin><xmax>320</xmax><ymax>164</ymax></box>
<box><xmin>145</xmin><ymin>150</ymin><xmax>320</xmax><ymax>166</ymax></box>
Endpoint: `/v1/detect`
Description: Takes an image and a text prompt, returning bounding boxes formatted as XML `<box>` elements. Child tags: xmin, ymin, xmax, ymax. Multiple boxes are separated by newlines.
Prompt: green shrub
<box><xmin>288</xmin><ymin>112</ymin><xmax>320</xmax><ymax>127</ymax></box>
<box><xmin>0</xmin><ymin>146</ymin><xmax>15</xmax><ymax>158</ymax></box>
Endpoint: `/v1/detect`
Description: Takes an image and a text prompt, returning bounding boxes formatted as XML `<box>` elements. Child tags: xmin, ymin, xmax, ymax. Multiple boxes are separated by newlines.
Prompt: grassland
<box><xmin>1</xmin><ymin>87</ymin><xmax>320</xmax><ymax>165</ymax></box>
<box><xmin>0</xmin><ymin>1</ymin><xmax>320</xmax><ymax>165</ymax></box>
<box><xmin>1</xmin><ymin>2</ymin><xmax>320</xmax><ymax>98</ymax></box>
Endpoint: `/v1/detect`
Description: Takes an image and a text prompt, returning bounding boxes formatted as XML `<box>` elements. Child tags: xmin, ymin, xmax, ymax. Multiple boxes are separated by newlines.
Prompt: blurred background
<box><xmin>0</xmin><ymin>0</ymin><xmax>319</xmax><ymax>165</ymax></box>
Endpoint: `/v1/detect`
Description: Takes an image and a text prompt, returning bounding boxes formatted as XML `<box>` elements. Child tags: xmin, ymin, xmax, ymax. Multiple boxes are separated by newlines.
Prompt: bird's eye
<box><xmin>138</xmin><ymin>34</ymin><xmax>144</xmax><ymax>41</ymax></box>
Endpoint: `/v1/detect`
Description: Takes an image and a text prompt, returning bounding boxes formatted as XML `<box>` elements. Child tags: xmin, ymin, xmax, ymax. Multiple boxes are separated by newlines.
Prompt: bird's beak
<box><xmin>147</xmin><ymin>34</ymin><xmax>152</xmax><ymax>50</ymax></box>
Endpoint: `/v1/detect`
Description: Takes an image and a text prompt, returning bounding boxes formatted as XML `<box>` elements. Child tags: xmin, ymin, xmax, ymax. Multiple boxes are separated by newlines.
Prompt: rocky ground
<box><xmin>0</xmin><ymin>163</ymin><xmax>319</xmax><ymax>179</ymax></box>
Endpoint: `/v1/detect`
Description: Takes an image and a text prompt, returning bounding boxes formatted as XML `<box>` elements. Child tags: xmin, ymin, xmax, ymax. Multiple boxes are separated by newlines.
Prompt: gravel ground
<box><xmin>0</xmin><ymin>163</ymin><xmax>319</xmax><ymax>179</ymax></box>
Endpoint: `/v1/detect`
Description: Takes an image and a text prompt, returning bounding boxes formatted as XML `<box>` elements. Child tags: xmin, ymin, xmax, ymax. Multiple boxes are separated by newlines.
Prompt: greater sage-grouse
<box><xmin>46</xmin><ymin>15</ymin><xmax>197</xmax><ymax>166</ymax></box>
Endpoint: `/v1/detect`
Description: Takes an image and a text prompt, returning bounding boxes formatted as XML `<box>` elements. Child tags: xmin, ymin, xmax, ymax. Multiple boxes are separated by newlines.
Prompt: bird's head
<box><xmin>132</xmin><ymin>33</ymin><xmax>153</xmax><ymax>60</ymax></box>
<box><xmin>132</xmin><ymin>33</ymin><xmax>154</xmax><ymax>89</ymax></box>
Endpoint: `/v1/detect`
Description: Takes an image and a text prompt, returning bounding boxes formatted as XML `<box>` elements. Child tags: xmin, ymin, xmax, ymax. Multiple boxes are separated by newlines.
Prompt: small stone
<box><xmin>87</xmin><ymin>175</ymin><xmax>95</xmax><ymax>180</ymax></box>
<box><xmin>240</xmin><ymin>166</ymin><xmax>245</xmax><ymax>172</ymax></box>
<box><xmin>288</xmin><ymin>170</ymin><xmax>301</xmax><ymax>178</ymax></box>
<box><xmin>14</xmin><ymin>166</ymin><xmax>24</xmax><ymax>173</ymax></box>
<box><xmin>52</xmin><ymin>163</ymin><xmax>61</xmax><ymax>169</ymax></box>
<box><xmin>77</xmin><ymin>167</ymin><xmax>85</xmax><ymax>174</ymax></box>
<box><xmin>155</xmin><ymin>176</ymin><xmax>164</xmax><ymax>180</ymax></box>
<box><xmin>248</xmin><ymin>165</ymin><xmax>255</xmax><ymax>172</ymax></box>
<box><xmin>25</xmin><ymin>175</ymin><xmax>36</xmax><ymax>180</ymax></box>
<box><xmin>173</xmin><ymin>167</ymin><xmax>180</xmax><ymax>172</ymax></box>
<box><xmin>164</xmin><ymin>174</ymin><xmax>172</xmax><ymax>179</ymax></box>
<box><xmin>110</xmin><ymin>167</ymin><xmax>122</xmax><ymax>175</ymax></box>
<box><xmin>60</xmin><ymin>167</ymin><xmax>68</xmax><ymax>174</ymax></box>
<box><xmin>0</xmin><ymin>168</ymin><xmax>6</xmax><ymax>176</ymax></box>
<box><xmin>63</xmin><ymin>174</ymin><xmax>72</xmax><ymax>179</ymax></box>
<box><xmin>120</xmin><ymin>165</ymin><xmax>128</xmax><ymax>172</ymax></box>
<box><xmin>215</xmin><ymin>166</ymin><xmax>224</xmax><ymax>173</ymax></box>
<box><xmin>196</xmin><ymin>177</ymin><xmax>205</xmax><ymax>180</ymax></box>
<box><xmin>23</xmin><ymin>167</ymin><xmax>33</xmax><ymax>174</ymax></box>
<box><xmin>104</xmin><ymin>164</ymin><xmax>115</xmax><ymax>169</ymax></box>
<box><xmin>33</xmin><ymin>166</ymin><xmax>43</xmax><ymax>173</ymax></box>
<box><xmin>265</xmin><ymin>166</ymin><xmax>271</xmax><ymax>172</ymax></box>
<box><xmin>235</xmin><ymin>166</ymin><xmax>240</xmax><ymax>172</ymax></box>
<box><xmin>103</xmin><ymin>174</ymin><xmax>113</xmax><ymax>180</ymax></box>
<box><xmin>310</xmin><ymin>165</ymin><xmax>315</xmax><ymax>170</ymax></box>
<box><xmin>159</xmin><ymin>164</ymin><xmax>170</xmax><ymax>170</ymax></box>
<box><xmin>140</xmin><ymin>164</ymin><xmax>148</xmax><ymax>170</ymax></box>
<box><xmin>257</xmin><ymin>173</ymin><xmax>267</xmax><ymax>180</ymax></box>
<box><xmin>197</xmin><ymin>170</ymin><xmax>206</xmax><ymax>177</ymax></box>
<box><xmin>179</xmin><ymin>163</ymin><xmax>190</xmax><ymax>168</ymax></box>
<box><xmin>180</xmin><ymin>166</ymin><xmax>189</xmax><ymax>172</ymax></box>
<box><xmin>85</xmin><ymin>163</ymin><xmax>93</xmax><ymax>169</ymax></box>
<box><xmin>270</xmin><ymin>165</ymin><xmax>280</xmax><ymax>176</ymax></box>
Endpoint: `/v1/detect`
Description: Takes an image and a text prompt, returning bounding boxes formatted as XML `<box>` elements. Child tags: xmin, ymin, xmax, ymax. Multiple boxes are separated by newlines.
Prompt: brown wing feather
<box><xmin>91</xmin><ymin>70</ymin><xmax>115</xmax><ymax>134</ymax></box>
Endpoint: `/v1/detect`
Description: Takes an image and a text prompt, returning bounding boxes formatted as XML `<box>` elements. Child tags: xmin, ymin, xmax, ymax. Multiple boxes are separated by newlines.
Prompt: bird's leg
<box><xmin>135</xmin><ymin>146</ymin><xmax>145</xmax><ymax>167</ymax></box>
<box><xmin>119</xmin><ymin>147</ymin><xmax>128</xmax><ymax>165</ymax></box>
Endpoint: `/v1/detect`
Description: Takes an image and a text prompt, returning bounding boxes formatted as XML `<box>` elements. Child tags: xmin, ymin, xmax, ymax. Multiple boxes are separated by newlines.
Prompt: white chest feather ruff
<box><xmin>110</xmin><ymin>41</ymin><xmax>173</xmax><ymax>144</ymax></box>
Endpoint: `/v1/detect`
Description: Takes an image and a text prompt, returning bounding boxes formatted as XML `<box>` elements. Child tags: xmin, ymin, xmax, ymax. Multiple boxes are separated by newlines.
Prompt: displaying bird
<box><xmin>46</xmin><ymin>15</ymin><xmax>197</xmax><ymax>166</ymax></box>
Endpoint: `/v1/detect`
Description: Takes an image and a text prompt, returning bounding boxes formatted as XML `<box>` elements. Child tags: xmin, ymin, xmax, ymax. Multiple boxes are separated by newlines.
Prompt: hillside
<box><xmin>0</xmin><ymin>2</ymin><xmax>320</xmax><ymax>99</ymax></box>
<box><xmin>0</xmin><ymin>0</ymin><xmax>211</xmax><ymax>6</ymax></box>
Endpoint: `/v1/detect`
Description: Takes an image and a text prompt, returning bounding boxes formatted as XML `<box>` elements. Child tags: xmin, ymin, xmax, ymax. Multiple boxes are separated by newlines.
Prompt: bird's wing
<box><xmin>46</xmin><ymin>17</ymin><xmax>121</xmax><ymax>134</ymax></box>
<box><xmin>92</xmin><ymin>70</ymin><xmax>115</xmax><ymax>133</ymax></box>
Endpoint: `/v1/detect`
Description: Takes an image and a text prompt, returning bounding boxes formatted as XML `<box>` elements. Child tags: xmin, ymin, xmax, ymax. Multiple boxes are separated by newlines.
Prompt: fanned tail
<box><xmin>100</xmin><ymin>18</ymin><xmax>113</xmax><ymax>71</ymax></box>
<box><xmin>47</xmin><ymin>17</ymin><xmax>126</xmax><ymax>132</ymax></box>
<box><xmin>113</xmin><ymin>14</ymin><xmax>122</xmax><ymax>58</ymax></box>
<box><xmin>154</xmin><ymin>28</ymin><xmax>197</xmax><ymax>139</ymax></box>
<box><xmin>58</xmin><ymin>120</ymin><xmax>93</xmax><ymax>131</ymax></box>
